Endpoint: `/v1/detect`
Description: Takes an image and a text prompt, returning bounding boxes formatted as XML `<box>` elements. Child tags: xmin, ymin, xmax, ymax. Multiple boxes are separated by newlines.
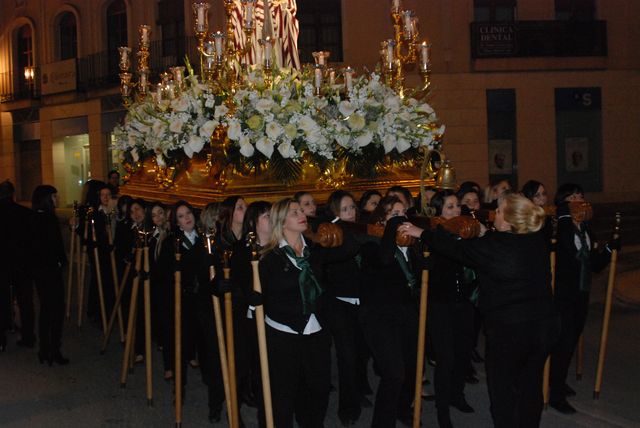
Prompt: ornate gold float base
<box><xmin>121</xmin><ymin>153</ymin><xmax>434</xmax><ymax>208</ymax></box>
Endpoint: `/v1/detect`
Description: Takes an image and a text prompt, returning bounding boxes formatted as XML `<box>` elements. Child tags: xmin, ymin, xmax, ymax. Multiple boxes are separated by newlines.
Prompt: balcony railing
<box><xmin>2</xmin><ymin>36</ymin><xmax>201</xmax><ymax>103</ymax></box>
<box><xmin>470</xmin><ymin>20</ymin><xmax>607</xmax><ymax>59</ymax></box>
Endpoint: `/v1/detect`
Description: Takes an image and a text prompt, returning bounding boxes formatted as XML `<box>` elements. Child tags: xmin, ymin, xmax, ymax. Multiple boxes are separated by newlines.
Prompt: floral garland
<box><xmin>113</xmin><ymin>64</ymin><xmax>444</xmax><ymax>182</ymax></box>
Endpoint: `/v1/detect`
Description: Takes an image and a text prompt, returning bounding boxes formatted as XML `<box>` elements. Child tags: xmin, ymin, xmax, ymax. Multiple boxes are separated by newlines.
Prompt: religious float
<box><xmin>113</xmin><ymin>0</ymin><xmax>451</xmax><ymax>208</ymax></box>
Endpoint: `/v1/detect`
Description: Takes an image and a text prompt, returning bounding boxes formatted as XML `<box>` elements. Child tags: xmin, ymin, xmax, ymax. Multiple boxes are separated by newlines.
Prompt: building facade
<box><xmin>1</xmin><ymin>0</ymin><xmax>639</xmax><ymax>205</ymax></box>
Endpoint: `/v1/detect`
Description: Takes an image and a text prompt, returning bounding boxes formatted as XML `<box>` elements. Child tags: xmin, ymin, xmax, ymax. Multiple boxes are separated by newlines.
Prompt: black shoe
<box><xmin>17</xmin><ymin>339</ymin><xmax>35</xmax><ymax>348</ymax></box>
<box><xmin>38</xmin><ymin>351</ymin><xmax>53</xmax><ymax>366</ymax></box>
<box><xmin>360</xmin><ymin>395</ymin><xmax>373</xmax><ymax>408</ymax></box>
<box><xmin>451</xmin><ymin>398</ymin><xmax>474</xmax><ymax>413</ymax></box>
<box><xmin>208</xmin><ymin>407</ymin><xmax>221</xmax><ymax>423</ymax></box>
<box><xmin>241</xmin><ymin>391</ymin><xmax>258</xmax><ymax>408</ymax></box>
<box><xmin>437</xmin><ymin>408</ymin><xmax>453</xmax><ymax>428</ymax></box>
<box><xmin>564</xmin><ymin>384</ymin><xmax>577</xmax><ymax>397</ymax></box>
<box><xmin>0</xmin><ymin>334</ymin><xmax>6</xmax><ymax>352</ymax></box>
<box><xmin>471</xmin><ymin>349</ymin><xmax>484</xmax><ymax>363</ymax></box>
<box><xmin>338</xmin><ymin>414</ymin><xmax>358</xmax><ymax>427</ymax></box>
<box><xmin>549</xmin><ymin>399</ymin><xmax>576</xmax><ymax>414</ymax></box>
<box><xmin>465</xmin><ymin>374</ymin><xmax>479</xmax><ymax>384</ymax></box>
<box><xmin>52</xmin><ymin>351</ymin><xmax>69</xmax><ymax>365</ymax></box>
<box><xmin>397</xmin><ymin>413</ymin><xmax>417</xmax><ymax>427</ymax></box>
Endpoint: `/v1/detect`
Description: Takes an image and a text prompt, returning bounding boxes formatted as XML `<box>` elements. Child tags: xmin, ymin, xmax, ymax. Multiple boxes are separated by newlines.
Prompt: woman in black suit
<box><xmin>548</xmin><ymin>183</ymin><xmax>614</xmax><ymax>414</ymax></box>
<box><xmin>403</xmin><ymin>192</ymin><xmax>559</xmax><ymax>428</ymax></box>
<box><xmin>359</xmin><ymin>195</ymin><xmax>420</xmax><ymax>428</ymax></box>
<box><xmin>258</xmin><ymin>198</ymin><xmax>356</xmax><ymax>428</ymax></box>
<box><xmin>30</xmin><ymin>185</ymin><xmax>68</xmax><ymax>365</ymax></box>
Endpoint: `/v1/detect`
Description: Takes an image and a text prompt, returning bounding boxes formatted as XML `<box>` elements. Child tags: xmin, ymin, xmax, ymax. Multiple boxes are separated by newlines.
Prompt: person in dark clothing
<box><xmin>323</xmin><ymin>190</ymin><xmax>372</xmax><ymax>426</ymax></box>
<box><xmin>30</xmin><ymin>185</ymin><xmax>69</xmax><ymax>365</ymax></box>
<box><xmin>258</xmin><ymin>198</ymin><xmax>357</xmax><ymax>428</ymax></box>
<box><xmin>403</xmin><ymin>192</ymin><xmax>559</xmax><ymax>428</ymax></box>
<box><xmin>0</xmin><ymin>180</ymin><xmax>35</xmax><ymax>349</ymax></box>
<box><xmin>359</xmin><ymin>195</ymin><xmax>420</xmax><ymax>428</ymax></box>
<box><xmin>427</xmin><ymin>190</ymin><xmax>476</xmax><ymax>428</ymax></box>
<box><xmin>548</xmin><ymin>183</ymin><xmax>614</xmax><ymax>414</ymax></box>
<box><xmin>172</xmin><ymin>200</ymin><xmax>227</xmax><ymax>424</ymax></box>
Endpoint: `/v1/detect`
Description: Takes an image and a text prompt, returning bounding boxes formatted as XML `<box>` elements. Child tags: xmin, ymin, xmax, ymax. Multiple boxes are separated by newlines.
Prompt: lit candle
<box><xmin>328</xmin><ymin>68</ymin><xmax>336</xmax><ymax>86</ymax></box>
<box><xmin>314</xmin><ymin>66</ymin><xmax>323</xmax><ymax>89</ymax></box>
<box><xmin>420</xmin><ymin>41</ymin><xmax>430</xmax><ymax>70</ymax></box>
<box><xmin>344</xmin><ymin>67</ymin><xmax>354</xmax><ymax>91</ymax></box>
<box><xmin>139</xmin><ymin>70</ymin><xmax>148</xmax><ymax>93</ymax></box>
<box><xmin>213</xmin><ymin>31</ymin><xmax>224</xmax><ymax>59</ymax></box>
<box><xmin>263</xmin><ymin>37</ymin><xmax>273</xmax><ymax>67</ymax></box>
<box><xmin>403</xmin><ymin>11</ymin><xmax>413</xmax><ymax>37</ymax></box>
<box><xmin>411</xmin><ymin>16</ymin><xmax>419</xmax><ymax>37</ymax></box>
<box><xmin>171</xmin><ymin>66</ymin><xmax>185</xmax><ymax>87</ymax></box>
<box><xmin>204</xmin><ymin>40</ymin><xmax>216</xmax><ymax>69</ymax></box>
<box><xmin>391</xmin><ymin>0</ymin><xmax>402</xmax><ymax>14</ymax></box>
<box><xmin>386</xmin><ymin>39</ymin><xmax>395</xmax><ymax>68</ymax></box>
<box><xmin>156</xmin><ymin>82</ymin><xmax>163</xmax><ymax>102</ymax></box>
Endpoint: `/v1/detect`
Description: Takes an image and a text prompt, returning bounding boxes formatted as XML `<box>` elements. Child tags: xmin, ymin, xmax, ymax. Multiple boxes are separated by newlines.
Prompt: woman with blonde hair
<box><xmin>258</xmin><ymin>198</ymin><xmax>356</xmax><ymax>427</ymax></box>
<box><xmin>403</xmin><ymin>192</ymin><xmax>559</xmax><ymax>428</ymax></box>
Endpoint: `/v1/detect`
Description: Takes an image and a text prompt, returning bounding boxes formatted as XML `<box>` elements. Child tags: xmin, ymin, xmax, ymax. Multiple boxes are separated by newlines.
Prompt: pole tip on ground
<box><xmin>175</xmin><ymin>423</ymin><xmax>181</xmax><ymax>428</ymax></box>
<box><xmin>593</xmin><ymin>391</ymin><xmax>600</xmax><ymax>399</ymax></box>
<box><xmin>120</xmin><ymin>383</ymin><xmax>126</xmax><ymax>389</ymax></box>
<box><xmin>147</xmin><ymin>399</ymin><xmax>153</xmax><ymax>407</ymax></box>
<box><xmin>99</xmin><ymin>350</ymin><xmax>105</xmax><ymax>355</ymax></box>
<box><xmin>576</xmin><ymin>374</ymin><xmax>582</xmax><ymax>381</ymax></box>
<box><xmin>544</xmin><ymin>404</ymin><xmax>548</xmax><ymax>410</ymax></box>
<box><xmin>129</xmin><ymin>368</ymin><xmax>134</xmax><ymax>374</ymax></box>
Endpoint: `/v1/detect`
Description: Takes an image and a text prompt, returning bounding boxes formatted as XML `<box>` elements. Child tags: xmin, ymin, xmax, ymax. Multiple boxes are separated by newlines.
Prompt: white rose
<box><xmin>227</xmin><ymin>119</ymin><xmax>242</xmax><ymax>141</ymax></box>
<box><xmin>383</xmin><ymin>96</ymin><xmax>400</xmax><ymax>111</ymax></box>
<box><xmin>171</xmin><ymin>96</ymin><xmax>191</xmax><ymax>112</ymax></box>
<box><xmin>338</xmin><ymin>100</ymin><xmax>357</xmax><ymax>117</ymax></box>
<box><xmin>265</xmin><ymin>122</ymin><xmax>284</xmax><ymax>140</ymax></box>
<box><xmin>214</xmin><ymin>104</ymin><xmax>229</xmax><ymax>119</ymax></box>
<box><xmin>255</xmin><ymin>137</ymin><xmax>275</xmax><ymax>159</ymax></box>
<box><xmin>397</xmin><ymin>137</ymin><xmax>411</xmax><ymax>153</ymax></box>
<box><xmin>255</xmin><ymin>98</ymin><xmax>274</xmax><ymax>114</ymax></box>
<box><xmin>298</xmin><ymin>116</ymin><xmax>318</xmax><ymax>133</ymax></box>
<box><xmin>356</xmin><ymin>131</ymin><xmax>373</xmax><ymax>148</ymax></box>
<box><xmin>184</xmin><ymin>135</ymin><xmax>205</xmax><ymax>158</ymax></box>
<box><xmin>199</xmin><ymin>120</ymin><xmax>218</xmax><ymax>139</ymax></box>
<box><xmin>152</xmin><ymin>120</ymin><xmax>165</xmax><ymax>137</ymax></box>
<box><xmin>239</xmin><ymin>135</ymin><xmax>255</xmax><ymax>157</ymax></box>
<box><xmin>336</xmin><ymin>133</ymin><xmax>351</xmax><ymax>148</ymax></box>
<box><xmin>169</xmin><ymin>118</ymin><xmax>184</xmax><ymax>133</ymax></box>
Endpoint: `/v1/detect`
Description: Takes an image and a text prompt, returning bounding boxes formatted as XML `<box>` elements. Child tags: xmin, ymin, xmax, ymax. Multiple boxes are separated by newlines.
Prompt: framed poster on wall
<box><xmin>564</xmin><ymin>137</ymin><xmax>589</xmax><ymax>172</ymax></box>
<box><xmin>488</xmin><ymin>139</ymin><xmax>513</xmax><ymax>175</ymax></box>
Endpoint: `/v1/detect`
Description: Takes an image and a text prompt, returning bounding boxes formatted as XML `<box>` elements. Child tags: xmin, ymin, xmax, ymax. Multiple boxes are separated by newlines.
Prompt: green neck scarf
<box><xmin>394</xmin><ymin>247</ymin><xmax>416</xmax><ymax>291</ymax></box>
<box><xmin>283</xmin><ymin>245</ymin><xmax>323</xmax><ymax>315</ymax></box>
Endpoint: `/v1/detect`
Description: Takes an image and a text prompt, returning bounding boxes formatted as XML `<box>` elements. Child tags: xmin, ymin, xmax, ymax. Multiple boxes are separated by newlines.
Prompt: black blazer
<box><xmin>30</xmin><ymin>211</ymin><xmax>66</xmax><ymax>280</ymax></box>
<box><xmin>421</xmin><ymin>227</ymin><xmax>553</xmax><ymax>330</ymax></box>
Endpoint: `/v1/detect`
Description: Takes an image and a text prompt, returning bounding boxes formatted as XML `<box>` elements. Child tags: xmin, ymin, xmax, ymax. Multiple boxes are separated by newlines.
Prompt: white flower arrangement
<box><xmin>112</xmin><ymin>64</ymin><xmax>444</xmax><ymax>181</ymax></box>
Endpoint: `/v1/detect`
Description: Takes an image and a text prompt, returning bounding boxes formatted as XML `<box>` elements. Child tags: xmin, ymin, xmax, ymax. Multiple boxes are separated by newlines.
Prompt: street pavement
<box><xmin>1</xmin><ymin>244</ymin><xmax>639</xmax><ymax>428</ymax></box>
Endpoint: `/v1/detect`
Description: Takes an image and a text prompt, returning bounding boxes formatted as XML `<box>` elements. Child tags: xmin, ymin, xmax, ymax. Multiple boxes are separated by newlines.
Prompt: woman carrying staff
<box><xmin>171</xmin><ymin>200</ymin><xmax>227</xmax><ymax>423</ymax></box>
<box><xmin>30</xmin><ymin>185</ymin><xmax>69</xmax><ymax>366</ymax></box>
<box><xmin>426</xmin><ymin>191</ymin><xmax>477</xmax><ymax>427</ymax></box>
<box><xmin>148</xmin><ymin>202</ymin><xmax>174</xmax><ymax>381</ymax></box>
<box><xmin>258</xmin><ymin>198</ymin><xmax>356</xmax><ymax>428</ymax></box>
<box><xmin>359</xmin><ymin>195</ymin><xmax>421</xmax><ymax>428</ymax></box>
<box><xmin>548</xmin><ymin>183</ymin><xmax>615</xmax><ymax>414</ymax></box>
<box><xmin>402</xmin><ymin>192</ymin><xmax>559</xmax><ymax>428</ymax></box>
<box><xmin>218</xmin><ymin>196</ymin><xmax>247</xmax><ymax>251</ymax></box>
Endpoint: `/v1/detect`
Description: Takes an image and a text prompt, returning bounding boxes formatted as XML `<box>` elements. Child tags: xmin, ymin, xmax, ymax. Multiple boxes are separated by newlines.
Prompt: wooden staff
<box><xmin>576</xmin><ymin>335</ymin><xmax>584</xmax><ymax>380</ymax></box>
<box><xmin>107</xmin><ymin>211</ymin><xmax>125</xmax><ymax>343</ymax></box>
<box><xmin>120</xmin><ymin>230</ymin><xmax>143</xmax><ymax>387</ymax></box>
<box><xmin>413</xmin><ymin>250</ymin><xmax>430</xmax><ymax>428</ymax></box>
<box><xmin>100</xmin><ymin>258</ymin><xmax>133</xmax><ymax>354</ymax></box>
<box><xmin>141</xmin><ymin>229</ymin><xmax>154</xmax><ymax>406</ymax></box>
<box><xmin>543</xmin><ymin>217</ymin><xmax>558</xmax><ymax>409</ymax></box>
<box><xmin>66</xmin><ymin>201</ymin><xmax>78</xmax><ymax>319</ymax></box>
<box><xmin>247</xmin><ymin>232</ymin><xmax>274</xmax><ymax>428</ymax></box>
<box><xmin>90</xmin><ymin>211</ymin><xmax>109</xmax><ymax>336</ymax></box>
<box><xmin>223</xmin><ymin>250</ymin><xmax>239</xmax><ymax>428</ymax></box>
<box><xmin>78</xmin><ymin>210</ymin><xmax>89</xmax><ymax>327</ymax></box>
<box><xmin>174</xmin><ymin>236</ymin><xmax>183</xmax><ymax>428</ymax></box>
<box><xmin>594</xmin><ymin>213</ymin><xmax>622</xmax><ymax>399</ymax></box>
<box><xmin>204</xmin><ymin>230</ymin><xmax>233</xmax><ymax>426</ymax></box>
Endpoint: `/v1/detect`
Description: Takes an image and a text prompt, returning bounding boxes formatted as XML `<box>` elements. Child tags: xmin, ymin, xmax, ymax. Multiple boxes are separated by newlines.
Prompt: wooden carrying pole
<box><xmin>543</xmin><ymin>218</ymin><xmax>558</xmax><ymax>409</ymax></box>
<box><xmin>101</xmin><ymin>259</ymin><xmax>132</xmax><ymax>353</ymax></box>
<box><xmin>66</xmin><ymin>202</ymin><xmax>78</xmax><ymax>319</ymax></box>
<box><xmin>142</xmin><ymin>234</ymin><xmax>154</xmax><ymax>406</ymax></box>
<box><xmin>174</xmin><ymin>237</ymin><xmax>183</xmax><ymax>428</ymax></box>
<box><xmin>120</xmin><ymin>235</ymin><xmax>143</xmax><ymax>387</ymax></box>
<box><xmin>91</xmin><ymin>215</ymin><xmax>109</xmax><ymax>336</ymax></box>
<box><xmin>413</xmin><ymin>251</ymin><xmax>430</xmax><ymax>428</ymax></box>
<box><xmin>78</xmin><ymin>214</ymin><xmax>89</xmax><ymax>327</ymax></box>
<box><xmin>107</xmin><ymin>213</ymin><xmax>125</xmax><ymax>343</ymax></box>
<box><xmin>594</xmin><ymin>213</ymin><xmax>622</xmax><ymax>399</ymax></box>
<box><xmin>223</xmin><ymin>251</ymin><xmax>239</xmax><ymax>428</ymax></box>
<box><xmin>576</xmin><ymin>335</ymin><xmax>584</xmax><ymax>380</ymax></box>
<box><xmin>248</xmin><ymin>233</ymin><xmax>274</xmax><ymax>428</ymax></box>
<box><xmin>204</xmin><ymin>233</ymin><xmax>233</xmax><ymax>426</ymax></box>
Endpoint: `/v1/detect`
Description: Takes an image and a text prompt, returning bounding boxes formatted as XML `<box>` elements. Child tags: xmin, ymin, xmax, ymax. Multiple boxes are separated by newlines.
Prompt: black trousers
<box><xmin>361</xmin><ymin>305</ymin><xmax>418</xmax><ymax>428</ymax></box>
<box><xmin>0</xmin><ymin>273</ymin><xmax>11</xmax><ymax>339</ymax></box>
<box><xmin>34</xmin><ymin>269</ymin><xmax>65</xmax><ymax>355</ymax></box>
<box><xmin>485</xmin><ymin>316</ymin><xmax>559</xmax><ymax>428</ymax></box>
<box><xmin>328</xmin><ymin>298</ymin><xmax>369</xmax><ymax>421</ymax></box>
<box><xmin>428</xmin><ymin>300</ymin><xmax>474</xmax><ymax>410</ymax></box>
<box><xmin>266</xmin><ymin>326</ymin><xmax>331</xmax><ymax>428</ymax></box>
<box><xmin>550</xmin><ymin>292</ymin><xmax>589</xmax><ymax>401</ymax></box>
<box><xmin>14</xmin><ymin>274</ymin><xmax>35</xmax><ymax>343</ymax></box>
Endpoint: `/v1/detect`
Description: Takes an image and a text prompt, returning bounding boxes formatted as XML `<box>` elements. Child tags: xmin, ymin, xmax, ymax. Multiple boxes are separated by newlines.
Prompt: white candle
<box><xmin>263</xmin><ymin>37</ymin><xmax>273</xmax><ymax>67</ymax></box>
<box><xmin>193</xmin><ymin>2</ymin><xmax>209</xmax><ymax>33</ymax></box>
<box><xmin>204</xmin><ymin>40</ymin><xmax>215</xmax><ymax>69</ymax></box>
<box><xmin>214</xmin><ymin>32</ymin><xmax>224</xmax><ymax>58</ymax></box>
<box><xmin>328</xmin><ymin>69</ymin><xmax>336</xmax><ymax>86</ymax></box>
<box><xmin>156</xmin><ymin>83</ymin><xmax>163</xmax><ymax>102</ymax></box>
<box><xmin>392</xmin><ymin>0</ymin><xmax>402</xmax><ymax>13</ymax></box>
<box><xmin>386</xmin><ymin>40</ymin><xmax>395</xmax><ymax>67</ymax></box>
<box><xmin>314</xmin><ymin>67</ymin><xmax>322</xmax><ymax>89</ymax></box>
<box><xmin>420</xmin><ymin>41</ymin><xmax>430</xmax><ymax>69</ymax></box>
<box><xmin>245</xmin><ymin>2</ymin><xmax>254</xmax><ymax>29</ymax></box>
<box><xmin>140</xmin><ymin>26</ymin><xmax>150</xmax><ymax>45</ymax></box>
<box><xmin>139</xmin><ymin>71</ymin><xmax>148</xmax><ymax>91</ymax></box>
<box><xmin>344</xmin><ymin>67</ymin><xmax>354</xmax><ymax>91</ymax></box>
<box><xmin>403</xmin><ymin>11</ymin><xmax>413</xmax><ymax>37</ymax></box>
<box><xmin>118</xmin><ymin>46</ymin><xmax>131</xmax><ymax>70</ymax></box>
